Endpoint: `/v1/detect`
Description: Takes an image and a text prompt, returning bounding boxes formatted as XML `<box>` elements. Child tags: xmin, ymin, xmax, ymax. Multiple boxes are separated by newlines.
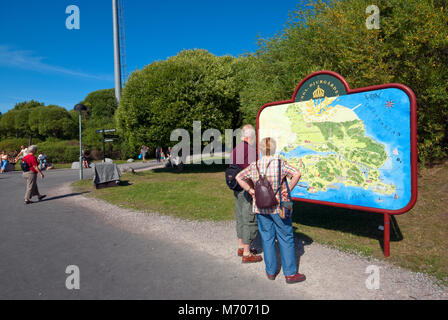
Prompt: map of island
<box><xmin>258</xmin><ymin>88</ymin><xmax>413</xmax><ymax>211</ymax></box>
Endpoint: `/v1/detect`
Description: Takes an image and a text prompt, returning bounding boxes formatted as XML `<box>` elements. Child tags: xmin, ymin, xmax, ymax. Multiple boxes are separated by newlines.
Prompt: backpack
<box><xmin>225</xmin><ymin>164</ymin><xmax>243</xmax><ymax>192</ymax></box>
<box><xmin>254</xmin><ymin>159</ymin><xmax>280</xmax><ymax>209</ymax></box>
<box><xmin>21</xmin><ymin>160</ymin><xmax>30</xmax><ymax>172</ymax></box>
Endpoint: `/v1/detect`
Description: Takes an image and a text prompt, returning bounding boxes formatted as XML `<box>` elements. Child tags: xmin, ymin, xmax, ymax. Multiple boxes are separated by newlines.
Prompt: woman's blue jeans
<box><xmin>257</xmin><ymin>214</ymin><xmax>297</xmax><ymax>277</ymax></box>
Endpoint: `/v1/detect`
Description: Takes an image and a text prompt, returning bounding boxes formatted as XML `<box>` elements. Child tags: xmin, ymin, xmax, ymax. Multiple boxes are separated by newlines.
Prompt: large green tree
<box><xmin>239</xmin><ymin>0</ymin><xmax>448</xmax><ymax>164</ymax></box>
<box><xmin>116</xmin><ymin>49</ymin><xmax>242</xmax><ymax>157</ymax></box>
<box><xmin>28</xmin><ymin>105</ymin><xmax>77</xmax><ymax>140</ymax></box>
<box><xmin>0</xmin><ymin>100</ymin><xmax>44</xmax><ymax>139</ymax></box>
<box><xmin>81</xmin><ymin>89</ymin><xmax>118</xmax><ymax>120</ymax></box>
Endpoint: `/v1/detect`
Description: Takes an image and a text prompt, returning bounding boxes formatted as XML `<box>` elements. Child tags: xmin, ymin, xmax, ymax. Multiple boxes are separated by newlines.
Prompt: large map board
<box><xmin>257</xmin><ymin>71</ymin><xmax>417</xmax><ymax>215</ymax></box>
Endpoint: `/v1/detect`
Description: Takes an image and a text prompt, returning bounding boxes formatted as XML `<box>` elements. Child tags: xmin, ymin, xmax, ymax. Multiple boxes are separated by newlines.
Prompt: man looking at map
<box><xmin>229</xmin><ymin>124</ymin><xmax>262</xmax><ymax>263</ymax></box>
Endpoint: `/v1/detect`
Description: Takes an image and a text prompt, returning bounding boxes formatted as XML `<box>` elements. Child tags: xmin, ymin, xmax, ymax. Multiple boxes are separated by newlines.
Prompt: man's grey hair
<box><xmin>241</xmin><ymin>124</ymin><xmax>256</xmax><ymax>142</ymax></box>
<box><xmin>28</xmin><ymin>145</ymin><xmax>37</xmax><ymax>154</ymax></box>
<box><xmin>259</xmin><ymin>138</ymin><xmax>277</xmax><ymax>156</ymax></box>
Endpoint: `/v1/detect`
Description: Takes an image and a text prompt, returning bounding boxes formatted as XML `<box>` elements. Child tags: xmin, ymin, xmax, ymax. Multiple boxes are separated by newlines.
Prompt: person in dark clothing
<box><xmin>229</xmin><ymin>124</ymin><xmax>261</xmax><ymax>263</ymax></box>
<box><xmin>155</xmin><ymin>146</ymin><xmax>162</xmax><ymax>163</ymax></box>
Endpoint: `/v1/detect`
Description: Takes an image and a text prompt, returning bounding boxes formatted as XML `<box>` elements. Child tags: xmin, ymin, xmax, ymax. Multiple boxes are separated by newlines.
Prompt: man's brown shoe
<box><xmin>266</xmin><ymin>273</ymin><xmax>277</xmax><ymax>280</ymax></box>
<box><xmin>285</xmin><ymin>273</ymin><xmax>306</xmax><ymax>284</ymax></box>
<box><xmin>237</xmin><ymin>248</ymin><xmax>258</xmax><ymax>257</ymax></box>
<box><xmin>242</xmin><ymin>254</ymin><xmax>263</xmax><ymax>263</ymax></box>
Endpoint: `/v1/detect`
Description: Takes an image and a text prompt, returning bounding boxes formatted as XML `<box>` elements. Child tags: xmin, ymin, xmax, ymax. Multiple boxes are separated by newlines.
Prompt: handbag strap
<box><xmin>278</xmin><ymin>159</ymin><xmax>292</xmax><ymax>205</ymax></box>
<box><xmin>278</xmin><ymin>159</ymin><xmax>282</xmax><ymax>207</ymax></box>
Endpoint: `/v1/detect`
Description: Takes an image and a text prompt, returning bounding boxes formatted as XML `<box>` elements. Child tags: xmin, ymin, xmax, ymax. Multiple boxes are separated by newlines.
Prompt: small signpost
<box><xmin>96</xmin><ymin>129</ymin><xmax>117</xmax><ymax>162</ymax></box>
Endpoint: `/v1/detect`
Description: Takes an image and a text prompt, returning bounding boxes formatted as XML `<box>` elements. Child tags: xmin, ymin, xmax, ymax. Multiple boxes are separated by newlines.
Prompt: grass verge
<box><xmin>72</xmin><ymin>161</ymin><xmax>448</xmax><ymax>285</ymax></box>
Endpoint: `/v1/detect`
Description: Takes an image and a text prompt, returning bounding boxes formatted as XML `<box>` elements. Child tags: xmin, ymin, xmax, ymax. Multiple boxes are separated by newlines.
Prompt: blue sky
<box><xmin>0</xmin><ymin>0</ymin><xmax>302</xmax><ymax>114</ymax></box>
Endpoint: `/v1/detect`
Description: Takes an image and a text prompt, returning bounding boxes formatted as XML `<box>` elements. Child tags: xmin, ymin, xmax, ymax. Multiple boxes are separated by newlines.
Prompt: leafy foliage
<box><xmin>238</xmin><ymin>0</ymin><xmax>448</xmax><ymax>164</ymax></box>
<box><xmin>28</xmin><ymin>105</ymin><xmax>77</xmax><ymax>140</ymax></box>
<box><xmin>37</xmin><ymin>139</ymin><xmax>80</xmax><ymax>164</ymax></box>
<box><xmin>116</xmin><ymin>49</ymin><xmax>242</xmax><ymax>158</ymax></box>
<box><xmin>81</xmin><ymin>89</ymin><xmax>118</xmax><ymax>120</ymax></box>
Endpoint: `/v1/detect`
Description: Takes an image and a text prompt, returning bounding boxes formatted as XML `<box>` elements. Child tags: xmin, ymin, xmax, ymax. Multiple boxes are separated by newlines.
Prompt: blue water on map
<box><xmin>281</xmin><ymin>88</ymin><xmax>413</xmax><ymax>211</ymax></box>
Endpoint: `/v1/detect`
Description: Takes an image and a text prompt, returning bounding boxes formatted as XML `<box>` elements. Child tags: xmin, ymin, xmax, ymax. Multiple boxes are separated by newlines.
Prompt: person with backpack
<box><xmin>235</xmin><ymin>137</ymin><xmax>306</xmax><ymax>284</ymax></box>
<box><xmin>228</xmin><ymin>124</ymin><xmax>261</xmax><ymax>263</ymax></box>
<box><xmin>22</xmin><ymin>145</ymin><xmax>46</xmax><ymax>205</ymax></box>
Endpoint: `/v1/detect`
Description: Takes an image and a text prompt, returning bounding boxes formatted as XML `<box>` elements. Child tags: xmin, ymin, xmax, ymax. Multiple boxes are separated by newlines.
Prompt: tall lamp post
<box><xmin>74</xmin><ymin>104</ymin><xmax>87</xmax><ymax>180</ymax></box>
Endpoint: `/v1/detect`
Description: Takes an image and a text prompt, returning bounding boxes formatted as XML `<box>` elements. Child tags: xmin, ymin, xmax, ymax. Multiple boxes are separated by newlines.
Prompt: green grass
<box><xmin>73</xmin><ymin>163</ymin><xmax>235</xmax><ymax>222</ymax></box>
<box><xmin>72</xmin><ymin>161</ymin><xmax>448</xmax><ymax>285</ymax></box>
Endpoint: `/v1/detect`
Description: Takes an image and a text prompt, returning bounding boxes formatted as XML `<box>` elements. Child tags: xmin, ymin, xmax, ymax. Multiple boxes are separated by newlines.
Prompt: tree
<box><xmin>13</xmin><ymin>100</ymin><xmax>44</xmax><ymax>110</ymax></box>
<box><xmin>0</xmin><ymin>110</ymin><xmax>18</xmax><ymax>138</ymax></box>
<box><xmin>0</xmin><ymin>100</ymin><xmax>44</xmax><ymax>140</ymax></box>
<box><xmin>238</xmin><ymin>0</ymin><xmax>448</xmax><ymax>164</ymax></box>
<box><xmin>116</xmin><ymin>49</ymin><xmax>242</xmax><ymax>158</ymax></box>
<box><xmin>81</xmin><ymin>89</ymin><xmax>118</xmax><ymax>120</ymax></box>
<box><xmin>28</xmin><ymin>105</ymin><xmax>77</xmax><ymax>140</ymax></box>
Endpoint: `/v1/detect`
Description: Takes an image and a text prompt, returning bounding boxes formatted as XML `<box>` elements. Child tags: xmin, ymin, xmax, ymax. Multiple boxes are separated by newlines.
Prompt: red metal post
<box><xmin>384</xmin><ymin>213</ymin><xmax>390</xmax><ymax>257</ymax></box>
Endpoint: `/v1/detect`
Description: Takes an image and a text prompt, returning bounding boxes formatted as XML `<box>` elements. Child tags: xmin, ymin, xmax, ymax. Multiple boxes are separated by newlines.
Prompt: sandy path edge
<box><xmin>57</xmin><ymin>182</ymin><xmax>448</xmax><ymax>300</ymax></box>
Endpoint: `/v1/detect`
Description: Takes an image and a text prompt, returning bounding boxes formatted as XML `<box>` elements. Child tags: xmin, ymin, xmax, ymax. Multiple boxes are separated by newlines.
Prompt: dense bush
<box><xmin>116</xmin><ymin>49</ymin><xmax>242</xmax><ymax>158</ymax></box>
<box><xmin>37</xmin><ymin>139</ymin><xmax>80</xmax><ymax>164</ymax></box>
<box><xmin>239</xmin><ymin>0</ymin><xmax>448</xmax><ymax>164</ymax></box>
<box><xmin>0</xmin><ymin>138</ymin><xmax>36</xmax><ymax>153</ymax></box>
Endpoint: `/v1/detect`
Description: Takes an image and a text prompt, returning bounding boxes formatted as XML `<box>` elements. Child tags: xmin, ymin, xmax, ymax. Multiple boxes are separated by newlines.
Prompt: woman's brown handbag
<box><xmin>254</xmin><ymin>159</ymin><xmax>279</xmax><ymax>209</ymax></box>
<box><xmin>278</xmin><ymin>159</ymin><xmax>293</xmax><ymax>219</ymax></box>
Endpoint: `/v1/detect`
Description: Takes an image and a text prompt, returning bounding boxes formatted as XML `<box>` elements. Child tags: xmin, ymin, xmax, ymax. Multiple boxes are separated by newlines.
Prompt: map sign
<box><xmin>257</xmin><ymin>71</ymin><xmax>417</xmax><ymax>215</ymax></box>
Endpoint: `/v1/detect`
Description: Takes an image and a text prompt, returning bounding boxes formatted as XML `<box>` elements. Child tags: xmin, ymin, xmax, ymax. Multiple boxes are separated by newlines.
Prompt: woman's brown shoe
<box><xmin>242</xmin><ymin>254</ymin><xmax>263</xmax><ymax>263</ymax></box>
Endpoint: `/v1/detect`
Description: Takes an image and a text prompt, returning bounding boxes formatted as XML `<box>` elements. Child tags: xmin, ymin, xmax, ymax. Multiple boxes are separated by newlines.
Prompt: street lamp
<box><xmin>74</xmin><ymin>104</ymin><xmax>87</xmax><ymax>180</ymax></box>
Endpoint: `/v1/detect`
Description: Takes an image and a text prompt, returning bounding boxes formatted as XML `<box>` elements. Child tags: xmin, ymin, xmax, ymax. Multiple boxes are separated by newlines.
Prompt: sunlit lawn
<box><xmin>72</xmin><ymin>161</ymin><xmax>448</xmax><ymax>285</ymax></box>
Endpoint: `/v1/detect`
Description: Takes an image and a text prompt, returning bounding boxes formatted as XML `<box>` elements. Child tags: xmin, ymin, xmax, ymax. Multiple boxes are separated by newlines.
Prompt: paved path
<box><xmin>1</xmin><ymin>164</ymin><xmax>447</xmax><ymax>300</ymax></box>
<box><xmin>0</xmin><ymin>166</ymin><xmax>309</xmax><ymax>299</ymax></box>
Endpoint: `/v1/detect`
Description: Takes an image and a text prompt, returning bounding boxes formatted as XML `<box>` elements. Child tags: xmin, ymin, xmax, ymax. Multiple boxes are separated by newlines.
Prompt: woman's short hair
<box><xmin>259</xmin><ymin>138</ymin><xmax>277</xmax><ymax>156</ymax></box>
<box><xmin>28</xmin><ymin>145</ymin><xmax>38</xmax><ymax>154</ymax></box>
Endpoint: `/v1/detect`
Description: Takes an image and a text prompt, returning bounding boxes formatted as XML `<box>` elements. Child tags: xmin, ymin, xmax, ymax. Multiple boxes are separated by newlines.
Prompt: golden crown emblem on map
<box><xmin>313</xmin><ymin>85</ymin><xmax>325</xmax><ymax>99</ymax></box>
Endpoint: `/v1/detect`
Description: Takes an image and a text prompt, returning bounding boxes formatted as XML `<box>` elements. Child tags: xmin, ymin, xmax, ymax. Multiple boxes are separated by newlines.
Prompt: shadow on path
<box><xmin>40</xmin><ymin>192</ymin><xmax>90</xmax><ymax>202</ymax></box>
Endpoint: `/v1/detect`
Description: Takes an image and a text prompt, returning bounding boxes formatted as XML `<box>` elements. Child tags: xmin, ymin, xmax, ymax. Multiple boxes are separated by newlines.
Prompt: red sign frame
<box><xmin>256</xmin><ymin>71</ymin><xmax>418</xmax><ymax>256</ymax></box>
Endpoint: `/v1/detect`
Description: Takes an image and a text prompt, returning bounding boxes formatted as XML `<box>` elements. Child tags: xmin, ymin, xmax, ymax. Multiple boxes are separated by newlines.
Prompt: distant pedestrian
<box><xmin>229</xmin><ymin>124</ymin><xmax>261</xmax><ymax>263</ymax></box>
<box><xmin>166</xmin><ymin>147</ymin><xmax>172</xmax><ymax>159</ymax></box>
<box><xmin>236</xmin><ymin>137</ymin><xmax>306</xmax><ymax>284</ymax></box>
<box><xmin>38</xmin><ymin>151</ymin><xmax>53</xmax><ymax>171</ymax></box>
<box><xmin>140</xmin><ymin>145</ymin><xmax>148</xmax><ymax>163</ymax></box>
<box><xmin>15</xmin><ymin>145</ymin><xmax>28</xmax><ymax>162</ymax></box>
<box><xmin>1</xmin><ymin>150</ymin><xmax>9</xmax><ymax>173</ymax></box>
<box><xmin>155</xmin><ymin>146</ymin><xmax>162</xmax><ymax>163</ymax></box>
<box><xmin>22</xmin><ymin>145</ymin><xmax>46</xmax><ymax>205</ymax></box>
<box><xmin>81</xmin><ymin>150</ymin><xmax>89</xmax><ymax>168</ymax></box>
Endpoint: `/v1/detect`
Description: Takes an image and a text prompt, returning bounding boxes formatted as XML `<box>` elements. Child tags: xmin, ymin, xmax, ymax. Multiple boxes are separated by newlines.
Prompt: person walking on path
<box><xmin>22</xmin><ymin>145</ymin><xmax>46</xmax><ymax>205</ymax></box>
<box><xmin>230</xmin><ymin>124</ymin><xmax>262</xmax><ymax>263</ymax></box>
<box><xmin>236</xmin><ymin>137</ymin><xmax>306</xmax><ymax>284</ymax></box>
<box><xmin>15</xmin><ymin>145</ymin><xmax>28</xmax><ymax>162</ymax></box>
<box><xmin>1</xmin><ymin>150</ymin><xmax>9</xmax><ymax>173</ymax></box>
<box><xmin>140</xmin><ymin>145</ymin><xmax>149</xmax><ymax>163</ymax></box>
